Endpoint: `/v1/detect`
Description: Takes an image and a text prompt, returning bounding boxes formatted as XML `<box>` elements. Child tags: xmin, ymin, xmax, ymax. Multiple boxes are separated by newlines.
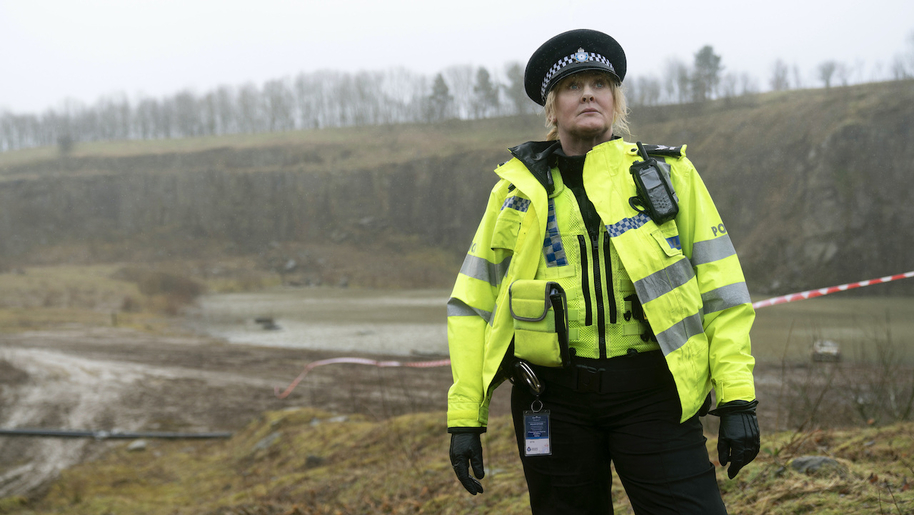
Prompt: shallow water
<box><xmin>188</xmin><ymin>287</ymin><xmax>451</xmax><ymax>357</ymax></box>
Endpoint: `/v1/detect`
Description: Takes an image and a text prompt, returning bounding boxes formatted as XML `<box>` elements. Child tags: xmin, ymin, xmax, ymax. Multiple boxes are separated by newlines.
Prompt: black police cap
<box><xmin>524</xmin><ymin>29</ymin><xmax>627</xmax><ymax>106</ymax></box>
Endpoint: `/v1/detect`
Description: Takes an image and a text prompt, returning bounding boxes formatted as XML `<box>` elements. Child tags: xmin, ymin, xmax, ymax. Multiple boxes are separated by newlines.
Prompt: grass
<box><xmin>0</xmin><ymin>115</ymin><xmax>544</xmax><ymax>179</ymax></box>
<box><xmin>0</xmin><ymin>263</ymin><xmax>212</xmax><ymax>331</ymax></box>
<box><xmin>750</xmin><ymin>295</ymin><xmax>914</xmax><ymax>365</ymax></box>
<box><xmin>3</xmin><ymin>408</ymin><xmax>914</xmax><ymax>515</ymax></box>
<box><xmin>0</xmin><ymin>242</ymin><xmax>461</xmax><ymax>331</ymax></box>
<box><xmin>3</xmin><ymin>264</ymin><xmax>914</xmax><ymax>512</ymax></box>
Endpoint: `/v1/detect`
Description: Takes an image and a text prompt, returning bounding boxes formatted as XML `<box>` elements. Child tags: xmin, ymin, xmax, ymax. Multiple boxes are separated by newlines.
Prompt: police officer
<box><xmin>447</xmin><ymin>28</ymin><xmax>760</xmax><ymax>514</ymax></box>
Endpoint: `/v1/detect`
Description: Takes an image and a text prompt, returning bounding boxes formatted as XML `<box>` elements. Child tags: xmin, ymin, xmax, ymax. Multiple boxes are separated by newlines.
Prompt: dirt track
<box><xmin>0</xmin><ymin>319</ymin><xmax>823</xmax><ymax>499</ymax></box>
<box><xmin>0</xmin><ymin>325</ymin><xmax>468</xmax><ymax>498</ymax></box>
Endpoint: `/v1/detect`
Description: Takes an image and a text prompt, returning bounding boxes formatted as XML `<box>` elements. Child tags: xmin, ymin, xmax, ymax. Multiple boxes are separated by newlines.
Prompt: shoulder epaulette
<box><xmin>641</xmin><ymin>144</ymin><xmax>683</xmax><ymax>158</ymax></box>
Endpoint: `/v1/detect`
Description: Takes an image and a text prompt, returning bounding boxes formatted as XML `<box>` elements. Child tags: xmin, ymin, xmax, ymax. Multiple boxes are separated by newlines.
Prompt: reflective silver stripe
<box><xmin>459</xmin><ymin>253</ymin><xmax>511</xmax><ymax>287</ymax></box>
<box><xmin>447</xmin><ymin>297</ymin><xmax>493</xmax><ymax>324</ymax></box>
<box><xmin>691</xmin><ymin>234</ymin><xmax>736</xmax><ymax>267</ymax></box>
<box><xmin>633</xmin><ymin>257</ymin><xmax>695</xmax><ymax>304</ymax></box>
<box><xmin>656</xmin><ymin>312</ymin><xmax>704</xmax><ymax>355</ymax></box>
<box><xmin>701</xmin><ymin>282</ymin><xmax>752</xmax><ymax>315</ymax></box>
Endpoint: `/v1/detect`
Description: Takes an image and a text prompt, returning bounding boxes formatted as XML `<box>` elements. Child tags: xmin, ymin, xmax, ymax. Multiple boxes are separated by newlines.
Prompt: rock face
<box><xmin>1</xmin><ymin>81</ymin><xmax>912</xmax><ymax>294</ymax></box>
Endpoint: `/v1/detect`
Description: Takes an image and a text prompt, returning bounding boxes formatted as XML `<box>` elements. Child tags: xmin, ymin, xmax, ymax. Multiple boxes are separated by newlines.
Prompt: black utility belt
<box><xmin>525</xmin><ymin>351</ymin><xmax>672</xmax><ymax>394</ymax></box>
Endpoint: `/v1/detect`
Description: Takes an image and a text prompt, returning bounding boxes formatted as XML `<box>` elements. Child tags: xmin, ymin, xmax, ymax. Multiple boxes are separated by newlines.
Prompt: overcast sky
<box><xmin>1</xmin><ymin>0</ymin><xmax>912</xmax><ymax>114</ymax></box>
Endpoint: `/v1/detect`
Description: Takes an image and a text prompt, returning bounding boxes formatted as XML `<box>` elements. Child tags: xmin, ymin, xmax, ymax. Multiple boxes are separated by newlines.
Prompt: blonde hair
<box><xmin>543</xmin><ymin>72</ymin><xmax>630</xmax><ymax>141</ymax></box>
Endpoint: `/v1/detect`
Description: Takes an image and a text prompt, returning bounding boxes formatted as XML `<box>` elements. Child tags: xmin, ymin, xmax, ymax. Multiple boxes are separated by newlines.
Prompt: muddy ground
<box><xmin>0</xmin><ymin>320</ymin><xmax>878</xmax><ymax>500</ymax></box>
<box><xmin>0</xmin><ymin>324</ymin><xmax>462</xmax><ymax>498</ymax></box>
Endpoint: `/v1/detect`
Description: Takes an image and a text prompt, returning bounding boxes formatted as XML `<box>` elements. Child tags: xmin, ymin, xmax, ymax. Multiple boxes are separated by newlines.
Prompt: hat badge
<box><xmin>574</xmin><ymin>48</ymin><xmax>589</xmax><ymax>62</ymax></box>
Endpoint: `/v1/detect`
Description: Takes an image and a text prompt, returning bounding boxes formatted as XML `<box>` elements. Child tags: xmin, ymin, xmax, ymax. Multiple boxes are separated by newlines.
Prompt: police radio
<box><xmin>629</xmin><ymin>141</ymin><xmax>679</xmax><ymax>224</ymax></box>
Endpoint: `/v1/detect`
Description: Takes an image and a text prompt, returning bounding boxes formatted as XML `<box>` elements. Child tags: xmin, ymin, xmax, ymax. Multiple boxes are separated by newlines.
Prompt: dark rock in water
<box><xmin>254</xmin><ymin>317</ymin><xmax>281</xmax><ymax>330</ymax></box>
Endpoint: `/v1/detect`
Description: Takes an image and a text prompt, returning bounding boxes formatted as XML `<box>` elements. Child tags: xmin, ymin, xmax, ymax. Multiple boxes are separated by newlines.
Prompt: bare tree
<box><xmin>443</xmin><ymin>65</ymin><xmax>474</xmax><ymax>119</ymax></box>
<box><xmin>200</xmin><ymin>92</ymin><xmax>218</xmax><ymax>136</ymax></box>
<box><xmin>213</xmin><ymin>85</ymin><xmax>238</xmax><ymax>134</ymax></box>
<box><xmin>262</xmin><ymin>78</ymin><xmax>295</xmax><ymax>132</ymax></box>
<box><xmin>834</xmin><ymin>62</ymin><xmax>851</xmax><ymax>86</ymax></box>
<box><xmin>379</xmin><ymin>67</ymin><xmax>421</xmax><ymax>123</ymax></box>
<box><xmin>661</xmin><ymin>57</ymin><xmax>691</xmax><ymax>104</ymax></box>
<box><xmin>738</xmin><ymin>72</ymin><xmax>759</xmax><ymax>96</ymax></box>
<box><xmin>890</xmin><ymin>56</ymin><xmax>910</xmax><ymax>80</ymax></box>
<box><xmin>791</xmin><ymin>64</ymin><xmax>804</xmax><ymax>90</ymax></box>
<box><xmin>351</xmin><ymin>71</ymin><xmax>383</xmax><ymax>126</ymax></box>
<box><xmin>890</xmin><ymin>32</ymin><xmax>914</xmax><ymax>79</ymax></box>
<box><xmin>134</xmin><ymin>96</ymin><xmax>157</xmax><ymax>139</ymax></box>
<box><xmin>718</xmin><ymin>73</ymin><xmax>738</xmax><ymax>100</ymax></box>
<box><xmin>770</xmin><ymin>59</ymin><xmax>791</xmax><ymax>91</ymax></box>
<box><xmin>818</xmin><ymin>60</ymin><xmax>838</xmax><ymax>88</ymax></box>
<box><xmin>173</xmin><ymin>90</ymin><xmax>200</xmax><ymax>137</ymax></box>
<box><xmin>630</xmin><ymin>76</ymin><xmax>662</xmax><ymax>106</ymax></box>
<box><xmin>237</xmin><ymin>83</ymin><xmax>263</xmax><ymax>133</ymax></box>
<box><xmin>293</xmin><ymin>73</ymin><xmax>321</xmax><ymax>129</ymax></box>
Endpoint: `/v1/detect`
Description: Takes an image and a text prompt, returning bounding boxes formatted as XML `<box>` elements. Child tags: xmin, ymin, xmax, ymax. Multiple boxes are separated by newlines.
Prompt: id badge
<box><xmin>523</xmin><ymin>410</ymin><xmax>551</xmax><ymax>456</ymax></box>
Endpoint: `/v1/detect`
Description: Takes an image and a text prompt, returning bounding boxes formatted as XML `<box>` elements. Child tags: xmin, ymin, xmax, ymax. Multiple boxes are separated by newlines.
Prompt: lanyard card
<box><xmin>523</xmin><ymin>410</ymin><xmax>552</xmax><ymax>456</ymax></box>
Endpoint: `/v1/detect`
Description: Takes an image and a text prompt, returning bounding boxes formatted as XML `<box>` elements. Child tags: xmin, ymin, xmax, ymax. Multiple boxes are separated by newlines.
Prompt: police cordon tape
<box><xmin>274</xmin><ymin>357</ymin><xmax>451</xmax><ymax>399</ymax></box>
<box><xmin>274</xmin><ymin>270</ymin><xmax>914</xmax><ymax>399</ymax></box>
<box><xmin>749</xmin><ymin>270</ymin><xmax>914</xmax><ymax>309</ymax></box>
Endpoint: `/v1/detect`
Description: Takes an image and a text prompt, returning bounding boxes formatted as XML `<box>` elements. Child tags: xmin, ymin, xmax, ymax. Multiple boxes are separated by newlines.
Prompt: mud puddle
<box><xmin>186</xmin><ymin>287</ymin><xmax>451</xmax><ymax>357</ymax></box>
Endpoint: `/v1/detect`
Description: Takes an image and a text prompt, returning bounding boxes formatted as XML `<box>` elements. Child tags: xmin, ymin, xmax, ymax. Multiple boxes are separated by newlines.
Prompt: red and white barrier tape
<box><xmin>275</xmin><ymin>270</ymin><xmax>914</xmax><ymax>398</ymax></box>
<box><xmin>274</xmin><ymin>356</ymin><xmax>451</xmax><ymax>399</ymax></box>
<box><xmin>751</xmin><ymin>270</ymin><xmax>914</xmax><ymax>309</ymax></box>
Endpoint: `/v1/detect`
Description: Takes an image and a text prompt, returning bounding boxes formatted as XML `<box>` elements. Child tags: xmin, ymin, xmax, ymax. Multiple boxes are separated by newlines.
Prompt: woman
<box><xmin>447</xmin><ymin>29</ymin><xmax>759</xmax><ymax>514</ymax></box>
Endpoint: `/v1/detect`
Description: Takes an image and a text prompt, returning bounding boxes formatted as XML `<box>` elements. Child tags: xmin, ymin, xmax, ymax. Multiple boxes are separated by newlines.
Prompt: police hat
<box><xmin>524</xmin><ymin>29</ymin><xmax>627</xmax><ymax>106</ymax></box>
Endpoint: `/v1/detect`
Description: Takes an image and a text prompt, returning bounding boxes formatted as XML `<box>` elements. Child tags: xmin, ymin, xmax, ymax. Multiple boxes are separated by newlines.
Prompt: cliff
<box><xmin>1</xmin><ymin>80</ymin><xmax>912</xmax><ymax>294</ymax></box>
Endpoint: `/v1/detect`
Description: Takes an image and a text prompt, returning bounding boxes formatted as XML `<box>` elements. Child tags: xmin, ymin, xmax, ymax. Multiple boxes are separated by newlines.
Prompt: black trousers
<box><xmin>510</xmin><ymin>351</ymin><xmax>728</xmax><ymax>515</ymax></box>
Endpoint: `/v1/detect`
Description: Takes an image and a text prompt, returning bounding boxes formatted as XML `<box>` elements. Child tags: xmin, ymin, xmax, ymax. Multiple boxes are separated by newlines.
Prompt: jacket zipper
<box><xmin>603</xmin><ymin>232</ymin><xmax>617</xmax><ymax>325</ymax></box>
<box><xmin>592</xmin><ymin>231</ymin><xmax>607</xmax><ymax>359</ymax></box>
<box><xmin>577</xmin><ymin>235</ymin><xmax>593</xmax><ymax>326</ymax></box>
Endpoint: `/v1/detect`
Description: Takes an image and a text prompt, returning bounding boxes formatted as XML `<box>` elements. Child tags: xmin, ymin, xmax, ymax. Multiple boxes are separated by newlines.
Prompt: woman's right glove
<box><xmin>449</xmin><ymin>432</ymin><xmax>485</xmax><ymax>495</ymax></box>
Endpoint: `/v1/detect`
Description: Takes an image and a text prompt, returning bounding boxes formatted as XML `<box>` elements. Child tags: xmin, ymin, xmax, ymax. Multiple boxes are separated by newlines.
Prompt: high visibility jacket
<box><xmin>446</xmin><ymin>138</ymin><xmax>756</xmax><ymax>429</ymax></box>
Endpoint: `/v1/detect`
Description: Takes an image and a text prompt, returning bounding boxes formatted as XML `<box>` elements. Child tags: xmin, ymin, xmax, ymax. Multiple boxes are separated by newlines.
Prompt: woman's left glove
<box><xmin>449</xmin><ymin>431</ymin><xmax>485</xmax><ymax>495</ymax></box>
<box><xmin>710</xmin><ymin>400</ymin><xmax>760</xmax><ymax>479</ymax></box>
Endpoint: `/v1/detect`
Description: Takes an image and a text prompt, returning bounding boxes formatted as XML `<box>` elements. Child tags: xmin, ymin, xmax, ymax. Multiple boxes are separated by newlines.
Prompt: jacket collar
<box><xmin>508</xmin><ymin>137</ymin><xmax>626</xmax><ymax>195</ymax></box>
<box><xmin>507</xmin><ymin>141</ymin><xmax>562</xmax><ymax>195</ymax></box>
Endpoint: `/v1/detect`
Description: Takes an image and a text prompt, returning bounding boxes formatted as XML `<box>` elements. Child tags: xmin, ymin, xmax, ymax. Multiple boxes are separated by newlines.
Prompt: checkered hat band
<box><xmin>540</xmin><ymin>51</ymin><xmax>614</xmax><ymax>101</ymax></box>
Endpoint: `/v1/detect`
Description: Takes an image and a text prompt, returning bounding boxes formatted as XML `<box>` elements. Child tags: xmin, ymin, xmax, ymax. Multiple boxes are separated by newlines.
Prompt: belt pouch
<box><xmin>509</xmin><ymin>280</ymin><xmax>570</xmax><ymax>367</ymax></box>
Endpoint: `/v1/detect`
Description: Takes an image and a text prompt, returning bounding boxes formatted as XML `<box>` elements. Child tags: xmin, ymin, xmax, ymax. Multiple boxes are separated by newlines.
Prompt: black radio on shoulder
<box><xmin>629</xmin><ymin>141</ymin><xmax>679</xmax><ymax>224</ymax></box>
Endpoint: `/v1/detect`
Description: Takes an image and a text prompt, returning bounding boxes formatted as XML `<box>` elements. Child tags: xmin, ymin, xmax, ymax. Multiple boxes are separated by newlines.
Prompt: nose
<box><xmin>580</xmin><ymin>83</ymin><xmax>595</xmax><ymax>101</ymax></box>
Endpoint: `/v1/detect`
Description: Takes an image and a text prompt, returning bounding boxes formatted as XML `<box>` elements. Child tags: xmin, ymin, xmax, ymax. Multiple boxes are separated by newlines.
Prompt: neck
<box><xmin>558</xmin><ymin>132</ymin><xmax>614</xmax><ymax>156</ymax></box>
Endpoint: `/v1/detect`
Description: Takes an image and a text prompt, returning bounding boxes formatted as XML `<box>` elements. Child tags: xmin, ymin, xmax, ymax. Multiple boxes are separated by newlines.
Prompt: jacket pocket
<box><xmin>651</xmin><ymin>225</ymin><xmax>683</xmax><ymax>258</ymax></box>
<box><xmin>510</xmin><ymin>280</ymin><xmax>570</xmax><ymax>368</ymax></box>
<box><xmin>491</xmin><ymin>197</ymin><xmax>527</xmax><ymax>253</ymax></box>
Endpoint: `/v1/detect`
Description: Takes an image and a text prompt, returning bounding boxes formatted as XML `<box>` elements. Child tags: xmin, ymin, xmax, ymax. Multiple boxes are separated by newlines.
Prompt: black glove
<box><xmin>449</xmin><ymin>432</ymin><xmax>485</xmax><ymax>495</ymax></box>
<box><xmin>711</xmin><ymin>400</ymin><xmax>760</xmax><ymax>479</ymax></box>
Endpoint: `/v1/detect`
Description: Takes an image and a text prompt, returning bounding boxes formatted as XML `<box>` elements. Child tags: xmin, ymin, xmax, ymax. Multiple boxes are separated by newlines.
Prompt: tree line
<box><xmin>2</xmin><ymin>36</ymin><xmax>914</xmax><ymax>153</ymax></box>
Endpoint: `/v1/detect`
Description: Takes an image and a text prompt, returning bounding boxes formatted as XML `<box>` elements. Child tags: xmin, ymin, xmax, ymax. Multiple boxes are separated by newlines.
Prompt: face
<box><xmin>552</xmin><ymin>71</ymin><xmax>616</xmax><ymax>148</ymax></box>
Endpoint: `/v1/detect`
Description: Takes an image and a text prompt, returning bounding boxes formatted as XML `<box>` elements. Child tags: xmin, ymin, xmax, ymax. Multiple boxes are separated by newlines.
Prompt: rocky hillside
<box><xmin>0</xmin><ymin>80</ymin><xmax>912</xmax><ymax>294</ymax></box>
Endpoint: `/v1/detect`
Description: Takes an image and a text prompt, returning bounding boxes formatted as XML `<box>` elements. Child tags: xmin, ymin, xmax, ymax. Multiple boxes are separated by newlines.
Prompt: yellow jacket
<box><xmin>447</xmin><ymin>138</ymin><xmax>755</xmax><ymax>429</ymax></box>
